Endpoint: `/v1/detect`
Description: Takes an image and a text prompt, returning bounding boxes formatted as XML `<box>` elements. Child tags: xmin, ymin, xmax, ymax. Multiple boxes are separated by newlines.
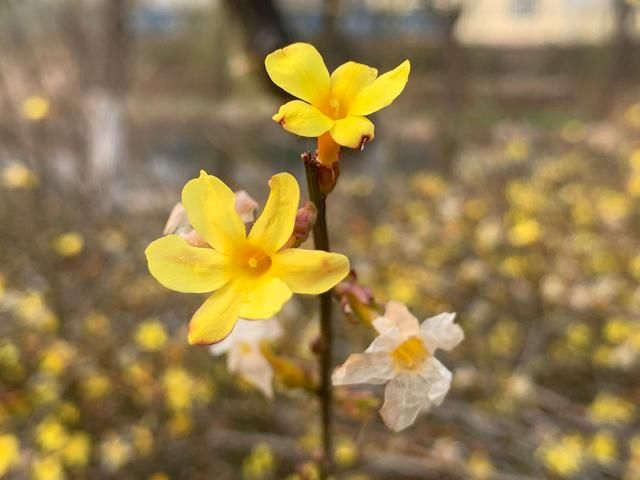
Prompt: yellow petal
<box><xmin>188</xmin><ymin>284</ymin><xmax>240</xmax><ymax>345</ymax></box>
<box><xmin>145</xmin><ymin>234</ymin><xmax>230</xmax><ymax>293</ymax></box>
<box><xmin>238</xmin><ymin>277</ymin><xmax>292</xmax><ymax>319</ymax></box>
<box><xmin>272</xmin><ymin>100</ymin><xmax>333</xmax><ymax>137</ymax></box>
<box><xmin>265</xmin><ymin>42</ymin><xmax>331</xmax><ymax>105</ymax></box>
<box><xmin>249</xmin><ymin>173</ymin><xmax>300</xmax><ymax>252</ymax></box>
<box><xmin>182</xmin><ymin>171</ymin><xmax>246</xmax><ymax>254</ymax></box>
<box><xmin>348</xmin><ymin>60</ymin><xmax>410</xmax><ymax>116</ymax></box>
<box><xmin>330</xmin><ymin>61</ymin><xmax>378</xmax><ymax>113</ymax></box>
<box><xmin>330</xmin><ymin>116</ymin><xmax>375</xmax><ymax>149</ymax></box>
<box><xmin>273</xmin><ymin>248</ymin><xmax>350</xmax><ymax>294</ymax></box>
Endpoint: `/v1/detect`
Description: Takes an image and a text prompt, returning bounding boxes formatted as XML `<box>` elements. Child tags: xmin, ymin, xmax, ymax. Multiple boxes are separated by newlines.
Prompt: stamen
<box><xmin>391</xmin><ymin>336</ymin><xmax>430</xmax><ymax>371</ymax></box>
<box><xmin>248</xmin><ymin>258</ymin><xmax>258</xmax><ymax>268</ymax></box>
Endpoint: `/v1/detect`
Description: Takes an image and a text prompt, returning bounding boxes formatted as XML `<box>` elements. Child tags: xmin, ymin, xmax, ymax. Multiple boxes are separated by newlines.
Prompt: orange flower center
<box><xmin>391</xmin><ymin>336</ymin><xmax>430</xmax><ymax>371</ymax></box>
<box><xmin>233</xmin><ymin>243</ymin><xmax>273</xmax><ymax>277</ymax></box>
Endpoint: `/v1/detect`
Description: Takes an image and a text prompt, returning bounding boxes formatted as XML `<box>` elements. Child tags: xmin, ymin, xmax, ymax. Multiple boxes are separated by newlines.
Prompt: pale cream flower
<box><xmin>332</xmin><ymin>301</ymin><xmax>463</xmax><ymax>431</ymax></box>
<box><xmin>163</xmin><ymin>190</ymin><xmax>259</xmax><ymax>247</ymax></box>
<box><xmin>210</xmin><ymin>318</ymin><xmax>282</xmax><ymax>397</ymax></box>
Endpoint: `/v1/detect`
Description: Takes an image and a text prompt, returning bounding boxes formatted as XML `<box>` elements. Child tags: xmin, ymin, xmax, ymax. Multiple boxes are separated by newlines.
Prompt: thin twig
<box><xmin>303</xmin><ymin>153</ymin><xmax>334</xmax><ymax>477</ymax></box>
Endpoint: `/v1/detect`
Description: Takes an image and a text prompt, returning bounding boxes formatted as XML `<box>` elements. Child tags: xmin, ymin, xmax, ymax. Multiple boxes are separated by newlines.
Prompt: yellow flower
<box><xmin>62</xmin><ymin>432</ymin><xmax>91</xmax><ymax>467</ymax></box>
<box><xmin>36</xmin><ymin>418</ymin><xmax>68</xmax><ymax>452</ymax></box>
<box><xmin>541</xmin><ymin>434</ymin><xmax>584</xmax><ymax>477</ymax></box>
<box><xmin>589</xmin><ymin>431</ymin><xmax>617</xmax><ymax>466</ymax></box>
<box><xmin>265</xmin><ymin>43</ymin><xmax>410</xmax><ymax>166</ymax></box>
<box><xmin>135</xmin><ymin>319</ymin><xmax>168</xmax><ymax>351</ymax></box>
<box><xmin>2</xmin><ymin>163</ymin><xmax>38</xmax><ymax>189</ymax></box>
<box><xmin>146</xmin><ymin>171</ymin><xmax>350</xmax><ymax>345</ymax></box>
<box><xmin>52</xmin><ymin>232</ymin><xmax>84</xmax><ymax>257</ymax></box>
<box><xmin>100</xmin><ymin>434</ymin><xmax>132</xmax><ymax>471</ymax></box>
<box><xmin>22</xmin><ymin>95</ymin><xmax>50</xmax><ymax>121</ymax></box>
<box><xmin>589</xmin><ymin>393</ymin><xmax>636</xmax><ymax>425</ymax></box>
<box><xmin>32</xmin><ymin>455</ymin><xmax>64</xmax><ymax>480</ymax></box>
<box><xmin>0</xmin><ymin>433</ymin><xmax>20</xmax><ymax>476</ymax></box>
<box><xmin>507</xmin><ymin>219</ymin><xmax>541</xmax><ymax>246</ymax></box>
<box><xmin>466</xmin><ymin>452</ymin><xmax>494</xmax><ymax>480</ymax></box>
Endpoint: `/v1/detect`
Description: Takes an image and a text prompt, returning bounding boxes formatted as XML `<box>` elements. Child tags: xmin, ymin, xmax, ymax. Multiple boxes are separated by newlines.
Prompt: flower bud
<box><xmin>288</xmin><ymin>201</ymin><xmax>317</xmax><ymax>248</ymax></box>
<box><xmin>334</xmin><ymin>272</ymin><xmax>382</xmax><ymax>325</ymax></box>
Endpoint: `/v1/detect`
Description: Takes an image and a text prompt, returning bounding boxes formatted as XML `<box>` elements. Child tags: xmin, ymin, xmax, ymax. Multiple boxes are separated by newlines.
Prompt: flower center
<box><xmin>233</xmin><ymin>243</ymin><xmax>273</xmax><ymax>278</ymax></box>
<box><xmin>245</xmin><ymin>251</ymin><xmax>272</xmax><ymax>275</ymax></box>
<box><xmin>391</xmin><ymin>336</ymin><xmax>430</xmax><ymax>371</ymax></box>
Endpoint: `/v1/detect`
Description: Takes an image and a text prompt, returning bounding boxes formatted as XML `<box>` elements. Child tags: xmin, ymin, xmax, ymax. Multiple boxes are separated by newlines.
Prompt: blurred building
<box><xmin>457</xmin><ymin>0</ymin><xmax>640</xmax><ymax>46</ymax></box>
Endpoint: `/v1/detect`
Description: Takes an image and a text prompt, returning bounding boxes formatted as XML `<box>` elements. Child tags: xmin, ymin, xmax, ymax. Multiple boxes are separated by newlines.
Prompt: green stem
<box><xmin>304</xmin><ymin>155</ymin><xmax>334</xmax><ymax>477</ymax></box>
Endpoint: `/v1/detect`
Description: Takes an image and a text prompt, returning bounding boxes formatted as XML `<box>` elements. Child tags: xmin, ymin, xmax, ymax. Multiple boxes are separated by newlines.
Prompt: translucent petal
<box><xmin>182</xmin><ymin>171</ymin><xmax>246</xmax><ymax>254</ymax></box>
<box><xmin>365</xmin><ymin>328</ymin><xmax>403</xmax><ymax>354</ymax></box>
<box><xmin>249</xmin><ymin>172</ymin><xmax>300</xmax><ymax>253</ymax></box>
<box><xmin>272</xmin><ymin>100</ymin><xmax>334</xmax><ymax>137</ymax></box>
<box><xmin>187</xmin><ymin>284</ymin><xmax>240</xmax><ymax>345</ymax></box>
<box><xmin>272</xmin><ymin>248</ymin><xmax>350</xmax><ymax>294</ymax></box>
<box><xmin>145</xmin><ymin>234</ymin><xmax>230</xmax><ymax>293</ymax></box>
<box><xmin>332</xmin><ymin>352</ymin><xmax>394</xmax><ymax>386</ymax></box>
<box><xmin>329</xmin><ymin>116</ymin><xmax>375</xmax><ymax>149</ymax></box>
<box><xmin>379</xmin><ymin>359</ymin><xmax>452</xmax><ymax>432</ymax></box>
<box><xmin>348</xmin><ymin>60</ymin><xmax>410</xmax><ymax>116</ymax></box>
<box><xmin>265</xmin><ymin>42</ymin><xmax>330</xmax><ymax>105</ymax></box>
<box><xmin>420</xmin><ymin>312</ymin><xmax>464</xmax><ymax>352</ymax></box>
<box><xmin>237</xmin><ymin>277</ymin><xmax>292</xmax><ymax>320</ymax></box>
<box><xmin>373</xmin><ymin>301</ymin><xmax>420</xmax><ymax>336</ymax></box>
<box><xmin>228</xmin><ymin>343</ymin><xmax>275</xmax><ymax>398</ymax></box>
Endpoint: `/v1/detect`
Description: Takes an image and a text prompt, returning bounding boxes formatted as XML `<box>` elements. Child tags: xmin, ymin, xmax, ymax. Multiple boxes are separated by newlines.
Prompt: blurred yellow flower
<box><xmin>167</xmin><ymin>412</ymin><xmax>192</xmax><ymax>437</ymax></box>
<box><xmin>62</xmin><ymin>432</ymin><xmax>91</xmax><ymax>467</ymax></box>
<box><xmin>334</xmin><ymin>438</ymin><xmax>358</xmax><ymax>467</ymax></box>
<box><xmin>0</xmin><ymin>433</ymin><xmax>20</xmax><ymax>476</ymax></box>
<box><xmin>57</xmin><ymin>403</ymin><xmax>80</xmax><ymax>424</ymax></box>
<box><xmin>2</xmin><ymin>162</ymin><xmax>38</xmax><ymax>189</ymax></box>
<box><xmin>265</xmin><ymin>43</ymin><xmax>410</xmax><ymax>165</ymax></box>
<box><xmin>504</xmin><ymin>137</ymin><xmax>529</xmax><ymax>161</ymax></box>
<box><xmin>135</xmin><ymin>319</ymin><xmax>168</xmax><ymax>352</ymax></box>
<box><xmin>242</xmin><ymin>442</ymin><xmax>275</xmax><ymax>479</ymax></box>
<box><xmin>508</xmin><ymin>219</ymin><xmax>541</xmax><ymax>246</ymax></box>
<box><xmin>589</xmin><ymin>431</ymin><xmax>617</xmax><ymax>466</ymax></box>
<box><xmin>589</xmin><ymin>393</ymin><xmax>636</xmax><ymax>425</ymax></box>
<box><xmin>100</xmin><ymin>434</ymin><xmax>132</xmax><ymax>471</ymax></box>
<box><xmin>32</xmin><ymin>455</ymin><xmax>64</xmax><ymax>480</ymax></box>
<box><xmin>36</xmin><ymin>418</ymin><xmax>68</xmax><ymax>452</ymax></box>
<box><xmin>52</xmin><ymin>232</ymin><xmax>84</xmax><ymax>258</ymax></box>
<box><xmin>412</xmin><ymin>173</ymin><xmax>447</xmax><ymax>198</ymax></box>
<box><xmin>604</xmin><ymin>318</ymin><xmax>634</xmax><ymax>345</ymax></box>
<box><xmin>22</xmin><ymin>95</ymin><xmax>50</xmax><ymax>121</ymax></box>
<box><xmin>566</xmin><ymin>323</ymin><xmax>592</xmax><ymax>351</ymax></box>
<box><xmin>149</xmin><ymin>474</ymin><xmax>171</xmax><ymax>480</ymax></box>
<box><xmin>624</xmin><ymin>102</ymin><xmax>640</xmax><ymax>129</ymax></box>
<box><xmin>14</xmin><ymin>291</ymin><xmax>58</xmax><ymax>331</ymax></box>
<box><xmin>131</xmin><ymin>424</ymin><xmax>154</xmax><ymax>456</ymax></box>
<box><xmin>466</xmin><ymin>452</ymin><xmax>495</xmax><ymax>480</ymax></box>
<box><xmin>540</xmin><ymin>434</ymin><xmax>584</xmax><ymax>478</ymax></box>
<box><xmin>146</xmin><ymin>172</ymin><xmax>349</xmax><ymax>345</ymax></box>
<box><xmin>162</xmin><ymin>367</ymin><xmax>195</xmax><ymax>411</ymax></box>
<box><xmin>40</xmin><ymin>341</ymin><xmax>75</xmax><ymax>376</ymax></box>
<box><xmin>81</xmin><ymin>373</ymin><xmax>111</xmax><ymax>400</ymax></box>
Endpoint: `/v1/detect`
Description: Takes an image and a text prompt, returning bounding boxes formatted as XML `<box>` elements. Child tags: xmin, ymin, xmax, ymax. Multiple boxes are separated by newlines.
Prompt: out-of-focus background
<box><xmin>1</xmin><ymin>0</ymin><xmax>640</xmax><ymax>478</ymax></box>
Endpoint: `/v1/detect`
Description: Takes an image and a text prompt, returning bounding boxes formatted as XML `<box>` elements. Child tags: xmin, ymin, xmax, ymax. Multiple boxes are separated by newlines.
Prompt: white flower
<box><xmin>163</xmin><ymin>190</ymin><xmax>259</xmax><ymax>246</ymax></box>
<box><xmin>210</xmin><ymin>318</ymin><xmax>282</xmax><ymax>398</ymax></box>
<box><xmin>332</xmin><ymin>301</ymin><xmax>463</xmax><ymax>431</ymax></box>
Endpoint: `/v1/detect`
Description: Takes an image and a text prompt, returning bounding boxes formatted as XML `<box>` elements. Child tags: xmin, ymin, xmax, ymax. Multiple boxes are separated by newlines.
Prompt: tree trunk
<box><xmin>87</xmin><ymin>0</ymin><xmax>131</xmax><ymax>206</ymax></box>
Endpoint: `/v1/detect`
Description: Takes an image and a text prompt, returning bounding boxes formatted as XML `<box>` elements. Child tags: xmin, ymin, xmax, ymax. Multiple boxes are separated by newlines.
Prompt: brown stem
<box><xmin>303</xmin><ymin>154</ymin><xmax>334</xmax><ymax>477</ymax></box>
